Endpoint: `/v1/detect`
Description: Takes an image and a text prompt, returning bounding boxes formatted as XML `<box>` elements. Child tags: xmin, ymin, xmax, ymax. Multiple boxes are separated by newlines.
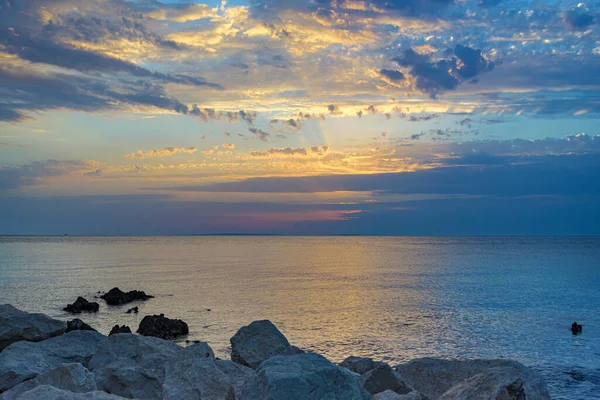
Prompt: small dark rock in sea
<box><xmin>207</xmin><ymin>309</ymin><xmax>212</xmax><ymax>312</ymax></box>
<box><xmin>66</xmin><ymin>318</ymin><xmax>96</xmax><ymax>332</ymax></box>
<box><xmin>571</xmin><ymin>322</ymin><xmax>583</xmax><ymax>335</ymax></box>
<box><xmin>100</xmin><ymin>287</ymin><xmax>153</xmax><ymax>306</ymax></box>
<box><xmin>137</xmin><ymin>314</ymin><xmax>189</xmax><ymax>340</ymax></box>
<box><xmin>126</xmin><ymin>306</ymin><xmax>139</xmax><ymax>314</ymax></box>
<box><xmin>63</xmin><ymin>297</ymin><xmax>100</xmax><ymax>314</ymax></box>
<box><xmin>109</xmin><ymin>325</ymin><xmax>132</xmax><ymax>336</ymax></box>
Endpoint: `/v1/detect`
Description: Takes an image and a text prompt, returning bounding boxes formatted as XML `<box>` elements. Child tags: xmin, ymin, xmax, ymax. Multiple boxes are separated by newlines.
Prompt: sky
<box><xmin>1</xmin><ymin>0</ymin><xmax>599</xmax><ymax>235</ymax></box>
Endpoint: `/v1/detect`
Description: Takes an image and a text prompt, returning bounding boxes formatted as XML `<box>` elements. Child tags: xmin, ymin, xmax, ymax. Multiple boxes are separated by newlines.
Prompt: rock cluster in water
<box><xmin>64</xmin><ymin>297</ymin><xmax>100</xmax><ymax>314</ymax></box>
<box><xmin>100</xmin><ymin>288</ymin><xmax>154</xmax><ymax>306</ymax></box>
<box><xmin>0</xmin><ymin>304</ymin><xmax>552</xmax><ymax>400</ymax></box>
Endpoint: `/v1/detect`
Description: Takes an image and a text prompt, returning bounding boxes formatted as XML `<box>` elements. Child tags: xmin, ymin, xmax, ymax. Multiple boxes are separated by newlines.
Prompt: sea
<box><xmin>0</xmin><ymin>236</ymin><xmax>598</xmax><ymax>399</ymax></box>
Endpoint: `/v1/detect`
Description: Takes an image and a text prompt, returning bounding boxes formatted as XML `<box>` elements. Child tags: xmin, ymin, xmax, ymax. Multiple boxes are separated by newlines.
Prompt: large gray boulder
<box><xmin>373</xmin><ymin>390</ymin><xmax>429</xmax><ymax>400</ymax></box>
<box><xmin>363</xmin><ymin>364</ymin><xmax>412</xmax><ymax>395</ymax></box>
<box><xmin>13</xmin><ymin>385</ymin><xmax>126</xmax><ymax>400</ymax></box>
<box><xmin>240</xmin><ymin>352</ymin><xmax>371</xmax><ymax>400</ymax></box>
<box><xmin>0</xmin><ymin>304</ymin><xmax>66</xmax><ymax>351</ymax></box>
<box><xmin>0</xmin><ymin>330</ymin><xmax>107</xmax><ymax>392</ymax></box>
<box><xmin>395</xmin><ymin>358</ymin><xmax>550</xmax><ymax>400</ymax></box>
<box><xmin>88</xmin><ymin>333</ymin><xmax>182</xmax><ymax>399</ymax></box>
<box><xmin>230</xmin><ymin>320</ymin><xmax>303</xmax><ymax>369</ymax></box>
<box><xmin>340</xmin><ymin>356</ymin><xmax>375</xmax><ymax>375</ymax></box>
<box><xmin>215</xmin><ymin>360</ymin><xmax>256</xmax><ymax>399</ymax></box>
<box><xmin>439</xmin><ymin>366</ymin><xmax>547</xmax><ymax>400</ymax></box>
<box><xmin>0</xmin><ymin>363</ymin><xmax>97</xmax><ymax>400</ymax></box>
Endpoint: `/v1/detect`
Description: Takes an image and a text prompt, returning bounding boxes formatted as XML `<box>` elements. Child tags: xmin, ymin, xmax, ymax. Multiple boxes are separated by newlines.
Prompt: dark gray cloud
<box><xmin>379</xmin><ymin>69</ymin><xmax>405</xmax><ymax>82</ymax></box>
<box><xmin>563</xmin><ymin>8</ymin><xmax>596</xmax><ymax>30</ymax></box>
<box><xmin>0</xmin><ymin>160</ymin><xmax>93</xmax><ymax>191</ymax></box>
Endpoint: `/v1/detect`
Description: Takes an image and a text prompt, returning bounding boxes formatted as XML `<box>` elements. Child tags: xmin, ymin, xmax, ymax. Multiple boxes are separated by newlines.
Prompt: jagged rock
<box><xmin>100</xmin><ymin>287</ymin><xmax>153</xmax><ymax>306</ymax></box>
<box><xmin>340</xmin><ymin>356</ymin><xmax>375</xmax><ymax>374</ymax></box>
<box><xmin>89</xmin><ymin>333</ymin><xmax>183</xmax><ymax>399</ymax></box>
<box><xmin>215</xmin><ymin>360</ymin><xmax>255</xmax><ymax>399</ymax></box>
<box><xmin>0</xmin><ymin>363</ymin><xmax>97</xmax><ymax>400</ymax></box>
<box><xmin>0</xmin><ymin>304</ymin><xmax>66</xmax><ymax>351</ymax></box>
<box><xmin>67</xmin><ymin>319</ymin><xmax>96</xmax><ymax>332</ymax></box>
<box><xmin>64</xmin><ymin>297</ymin><xmax>100</xmax><ymax>314</ymax></box>
<box><xmin>230</xmin><ymin>320</ymin><xmax>303</xmax><ymax>369</ymax></box>
<box><xmin>0</xmin><ymin>330</ymin><xmax>107</xmax><ymax>392</ymax></box>
<box><xmin>363</xmin><ymin>364</ymin><xmax>412</xmax><ymax>395</ymax></box>
<box><xmin>395</xmin><ymin>358</ymin><xmax>551</xmax><ymax>400</ymax></box>
<box><xmin>373</xmin><ymin>390</ymin><xmax>429</xmax><ymax>400</ymax></box>
<box><xmin>240</xmin><ymin>352</ymin><xmax>371</xmax><ymax>400</ymax></box>
<box><xmin>126</xmin><ymin>306</ymin><xmax>138</xmax><ymax>314</ymax></box>
<box><xmin>108</xmin><ymin>325</ymin><xmax>132</xmax><ymax>336</ymax></box>
<box><xmin>137</xmin><ymin>314</ymin><xmax>189</xmax><ymax>340</ymax></box>
<box><xmin>12</xmin><ymin>385</ymin><xmax>127</xmax><ymax>400</ymax></box>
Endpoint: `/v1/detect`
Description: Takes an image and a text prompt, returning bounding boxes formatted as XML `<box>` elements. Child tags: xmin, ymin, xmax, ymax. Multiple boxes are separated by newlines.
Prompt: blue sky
<box><xmin>0</xmin><ymin>0</ymin><xmax>599</xmax><ymax>234</ymax></box>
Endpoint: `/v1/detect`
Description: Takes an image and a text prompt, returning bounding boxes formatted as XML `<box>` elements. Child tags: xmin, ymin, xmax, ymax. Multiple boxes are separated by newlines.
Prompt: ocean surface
<box><xmin>0</xmin><ymin>236</ymin><xmax>598</xmax><ymax>399</ymax></box>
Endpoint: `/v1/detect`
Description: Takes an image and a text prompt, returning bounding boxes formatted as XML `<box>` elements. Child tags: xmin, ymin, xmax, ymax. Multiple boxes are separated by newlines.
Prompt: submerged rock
<box><xmin>100</xmin><ymin>287</ymin><xmax>153</xmax><ymax>306</ymax></box>
<box><xmin>0</xmin><ymin>330</ymin><xmax>107</xmax><ymax>392</ymax></box>
<box><xmin>137</xmin><ymin>314</ymin><xmax>189</xmax><ymax>340</ymax></box>
<box><xmin>66</xmin><ymin>319</ymin><xmax>96</xmax><ymax>332</ymax></box>
<box><xmin>240</xmin><ymin>352</ymin><xmax>371</xmax><ymax>400</ymax></box>
<box><xmin>340</xmin><ymin>356</ymin><xmax>376</xmax><ymax>375</ymax></box>
<box><xmin>363</xmin><ymin>364</ymin><xmax>412</xmax><ymax>395</ymax></box>
<box><xmin>126</xmin><ymin>306</ymin><xmax>139</xmax><ymax>314</ymax></box>
<box><xmin>230</xmin><ymin>320</ymin><xmax>303</xmax><ymax>369</ymax></box>
<box><xmin>108</xmin><ymin>325</ymin><xmax>132</xmax><ymax>336</ymax></box>
<box><xmin>395</xmin><ymin>358</ymin><xmax>550</xmax><ymax>400</ymax></box>
<box><xmin>571</xmin><ymin>322</ymin><xmax>583</xmax><ymax>335</ymax></box>
<box><xmin>64</xmin><ymin>297</ymin><xmax>100</xmax><ymax>314</ymax></box>
<box><xmin>0</xmin><ymin>304</ymin><xmax>66</xmax><ymax>351</ymax></box>
<box><xmin>0</xmin><ymin>363</ymin><xmax>97</xmax><ymax>400</ymax></box>
<box><xmin>12</xmin><ymin>385</ymin><xmax>127</xmax><ymax>400</ymax></box>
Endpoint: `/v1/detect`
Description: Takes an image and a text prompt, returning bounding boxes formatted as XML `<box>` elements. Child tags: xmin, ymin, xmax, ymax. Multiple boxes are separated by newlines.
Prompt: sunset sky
<box><xmin>1</xmin><ymin>0</ymin><xmax>599</xmax><ymax>234</ymax></box>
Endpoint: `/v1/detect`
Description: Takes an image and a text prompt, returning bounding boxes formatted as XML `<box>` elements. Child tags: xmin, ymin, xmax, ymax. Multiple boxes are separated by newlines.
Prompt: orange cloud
<box><xmin>125</xmin><ymin>147</ymin><xmax>197</xmax><ymax>160</ymax></box>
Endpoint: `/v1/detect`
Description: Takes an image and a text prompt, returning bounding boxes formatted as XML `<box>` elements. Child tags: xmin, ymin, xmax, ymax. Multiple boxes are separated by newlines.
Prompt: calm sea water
<box><xmin>0</xmin><ymin>236</ymin><xmax>598</xmax><ymax>398</ymax></box>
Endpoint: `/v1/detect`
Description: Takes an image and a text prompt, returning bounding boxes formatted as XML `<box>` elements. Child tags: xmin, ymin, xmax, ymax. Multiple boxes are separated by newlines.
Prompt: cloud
<box><xmin>0</xmin><ymin>160</ymin><xmax>99</xmax><ymax>191</ymax></box>
<box><xmin>125</xmin><ymin>147</ymin><xmax>198</xmax><ymax>160</ymax></box>
<box><xmin>146</xmin><ymin>3</ymin><xmax>216</xmax><ymax>22</ymax></box>
<box><xmin>248</xmin><ymin>145</ymin><xmax>329</xmax><ymax>158</ymax></box>
<box><xmin>563</xmin><ymin>8</ymin><xmax>596</xmax><ymax>30</ymax></box>
<box><xmin>222</xmin><ymin>143</ymin><xmax>236</xmax><ymax>149</ymax></box>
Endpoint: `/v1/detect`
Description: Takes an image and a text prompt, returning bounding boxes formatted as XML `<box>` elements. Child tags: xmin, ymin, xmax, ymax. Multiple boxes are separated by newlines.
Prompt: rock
<box><xmin>571</xmin><ymin>322</ymin><xmax>583</xmax><ymax>334</ymax></box>
<box><xmin>108</xmin><ymin>325</ymin><xmax>132</xmax><ymax>336</ymax></box>
<box><xmin>162</xmin><ymin>353</ymin><xmax>234</xmax><ymax>400</ymax></box>
<box><xmin>0</xmin><ymin>304</ymin><xmax>66</xmax><ymax>351</ymax></box>
<box><xmin>67</xmin><ymin>319</ymin><xmax>96</xmax><ymax>332</ymax></box>
<box><xmin>230</xmin><ymin>320</ymin><xmax>303</xmax><ymax>369</ymax></box>
<box><xmin>362</xmin><ymin>364</ymin><xmax>412</xmax><ymax>395</ymax></box>
<box><xmin>395</xmin><ymin>358</ymin><xmax>550</xmax><ymax>400</ymax></box>
<box><xmin>126</xmin><ymin>306</ymin><xmax>138</xmax><ymax>314</ymax></box>
<box><xmin>0</xmin><ymin>363</ymin><xmax>97</xmax><ymax>400</ymax></box>
<box><xmin>88</xmin><ymin>333</ymin><xmax>183</xmax><ymax>399</ymax></box>
<box><xmin>215</xmin><ymin>360</ymin><xmax>256</xmax><ymax>399</ymax></box>
<box><xmin>100</xmin><ymin>287</ymin><xmax>153</xmax><ymax>306</ymax></box>
<box><xmin>64</xmin><ymin>297</ymin><xmax>100</xmax><ymax>314</ymax></box>
<box><xmin>340</xmin><ymin>356</ymin><xmax>375</xmax><ymax>374</ymax></box>
<box><xmin>373</xmin><ymin>390</ymin><xmax>429</xmax><ymax>400</ymax></box>
<box><xmin>136</xmin><ymin>314</ymin><xmax>189</xmax><ymax>340</ymax></box>
<box><xmin>439</xmin><ymin>366</ymin><xmax>548</xmax><ymax>400</ymax></box>
<box><xmin>12</xmin><ymin>385</ymin><xmax>127</xmax><ymax>400</ymax></box>
<box><xmin>0</xmin><ymin>330</ymin><xmax>107</xmax><ymax>392</ymax></box>
<box><xmin>240</xmin><ymin>352</ymin><xmax>371</xmax><ymax>400</ymax></box>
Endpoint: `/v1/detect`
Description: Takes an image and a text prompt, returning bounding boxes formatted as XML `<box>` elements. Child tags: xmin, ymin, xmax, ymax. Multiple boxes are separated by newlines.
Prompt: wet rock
<box><xmin>100</xmin><ymin>287</ymin><xmax>153</xmax><ymax>306</ymax></box>
<box><xmin>240</xmin><ymin>352</ymin><xmax>371</xmax><ymax>400</ymax></box>
<box><xmin>0</xmin><ymin>363</ymin><xmax>97</xmax><ymax>400</ymax></box>
<box><xmin>0</xmin><ymin>330</ymin><xmax>107</xmax><ymax>392</ymax></box>
<box><xmin>373</xmin><ymin>390</ymin><xmax>429</xmax><ymax>400</ymax></box>
<box><xmin>66</xmin><ymin>319</ymin><xmax>96</xmax><ymax>332</ymax></box>
<box><xmin>125</xmin><ymin>306</ymin><xmax>138</xmax><ymax>314</ymax></box>
<box><xmin>362</xmin><ymin>363</ymin><xmax>412</xmax><ymax>395</ymax></box>
<box><xmin>64</xmin><ymin>297</ymin><xmax>100</xmax><ymax>314</ymax></box>
<box><xmin>340</xmin><ymin>356</ymin><xmax>375</xmax><ymax>374</ymax></box>
<box><xmin>571</xmin><ymin>322</ymin><xmax>583</xmax><ymax>335</ymax></box>
<box><xmin>215</xmin><ymin>360</ymin><xmax>256</xmax><ymax>399</ymax></box>
<box><xmin>12</xmin><ymin>385</ymin><xmax>127</xmax><ymax>400</ymax></box>
<box><xmin>136</xmin><ymin>314</ymin><xmax>189</xmax><ymax>340</ymax></box>
<box><xmin>0</xmin><ymin>304</ymin><xmax>66</xmax><ymax>351</ymax></box>
<box><xmin>395</xmin><ymin>358</ymin><xmax>550</xmax><ymax>400</ymax></box>
<box><xmin>230</xmin><ymin>320</ymin><xmax>303</xmax><ymax>369</ymax></box>
<box><xmin>89</xmin><ymin>333</ymin><xmax>182</xmax><ymax>399</ymax></box>
<box><xmin>108</xmin><ymin>325</ymin><xmax>132</xmax><ymax>336</ymax></box>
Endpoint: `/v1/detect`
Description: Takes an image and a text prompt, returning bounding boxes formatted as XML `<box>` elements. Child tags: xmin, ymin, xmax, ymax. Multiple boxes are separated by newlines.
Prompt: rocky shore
<box><xmin>0</xmin><ymin>303</ymin><xmax>551</xmax><ymax>399</ymax></box>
